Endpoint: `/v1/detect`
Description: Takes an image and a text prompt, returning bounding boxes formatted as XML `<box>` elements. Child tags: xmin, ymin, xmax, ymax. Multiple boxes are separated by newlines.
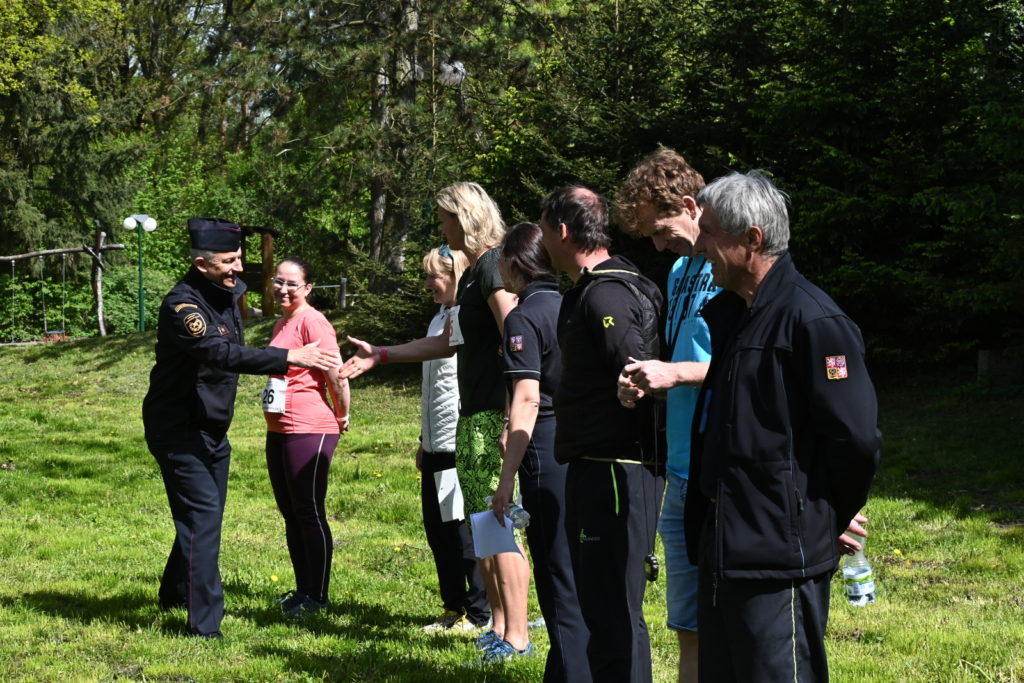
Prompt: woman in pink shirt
<box><xmin>262</xmin><ymin>257</ymin><xmax>350</xmax><ymax>618</ymax></box>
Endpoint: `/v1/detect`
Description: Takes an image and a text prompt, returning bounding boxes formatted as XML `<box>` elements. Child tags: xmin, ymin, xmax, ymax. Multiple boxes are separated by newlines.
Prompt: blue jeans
<box><xmin>658</xmin><ymin>471</ymin><xmax>698</xmax><ymax>631</ymax></box>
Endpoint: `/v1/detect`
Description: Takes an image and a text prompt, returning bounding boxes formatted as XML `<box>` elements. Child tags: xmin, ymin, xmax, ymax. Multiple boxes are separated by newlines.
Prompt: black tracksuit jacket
<box><xmin>685</xmin><ymin>253</ymin><xmax>881</xmax><ymax>579</ymax></box>
<box><xmin>143</xmin><ymin>267</ymin><xmax>288</xmax><ymax>444</ymax></box>
<box><xmin>554</xmin><ymin>255</ymin><xmax>665</xmax><ymax>465</ymax></box>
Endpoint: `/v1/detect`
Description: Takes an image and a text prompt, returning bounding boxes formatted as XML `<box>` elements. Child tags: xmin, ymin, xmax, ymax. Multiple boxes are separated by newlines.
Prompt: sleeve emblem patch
<box><xmin>173</xmin><ymin>303</ymin><xmax>198</xmax><ymax>313</ymax></box>
<box><xmin>825</xmin><ymin>355</ymin><xmax>848</xmax><ymax>380</ymax></box>
<box><xmin>183</xmin><ymin>312</ymin><xmax>207</xmax><ymax>338</ymax></box>
<box><xmin>509</xmin><ymin>335</ymin><xmax>524</xmax><ymax>352</ymax></box>
<box><xmin>602</xmin><ymin>316</ymin><xmax>615</xmax><ymax>328</ymax></box>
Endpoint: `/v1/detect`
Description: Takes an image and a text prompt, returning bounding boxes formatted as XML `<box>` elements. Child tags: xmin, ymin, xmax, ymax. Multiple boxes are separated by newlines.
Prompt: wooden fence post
<box><xmin>338</xmin><ymin>277</ymin><xmax>348</xmax><ymax>309</ymax></box>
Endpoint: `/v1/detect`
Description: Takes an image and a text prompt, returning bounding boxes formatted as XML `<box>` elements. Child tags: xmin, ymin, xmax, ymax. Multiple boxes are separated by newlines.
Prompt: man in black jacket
<box><xmin>685</xmin><ymin>172</ymin><xmax>881</xmax><ymax>681</ymax></box>
<box><xmin>540</xmin><ymin>186</ymin><xmax>665</xmax><ymax>682</ymax></box>
<box><xmin>143</xmin><ymin>218</ymin><xmax>339</xmax><ymax>638</ymax></box>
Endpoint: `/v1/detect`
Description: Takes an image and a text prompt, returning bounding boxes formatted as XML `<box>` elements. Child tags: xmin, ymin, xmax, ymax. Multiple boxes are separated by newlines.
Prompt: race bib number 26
<box><xmin>261</xmin><ymin>376</ymin><xmax>288</xmax><ymax>413</ymax></box>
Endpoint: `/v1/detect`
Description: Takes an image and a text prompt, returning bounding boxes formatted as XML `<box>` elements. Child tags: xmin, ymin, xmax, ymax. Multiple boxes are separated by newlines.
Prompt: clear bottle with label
<box><xmin>485</xmin><ymin>496</ymin><xmax>531</xmax><ymax>529</ymax></box>
<box><xmin>842</xmin><ymin>531</ymin><xmax>876</xmax><ymax>606</ymax></box>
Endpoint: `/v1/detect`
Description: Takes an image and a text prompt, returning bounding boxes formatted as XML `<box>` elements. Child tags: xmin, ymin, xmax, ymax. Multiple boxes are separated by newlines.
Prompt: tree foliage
<box><xmin>0</xmin><ymin>0</ymin><xmax>1020</xmax><ymax>359</ymax></box>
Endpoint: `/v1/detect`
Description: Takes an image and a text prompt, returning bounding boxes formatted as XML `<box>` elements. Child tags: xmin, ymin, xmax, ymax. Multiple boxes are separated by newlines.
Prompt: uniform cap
<box><xmin>188</xmin><ymin>217</ymin><xmax>242</xmax><ymax>252</ymax></box>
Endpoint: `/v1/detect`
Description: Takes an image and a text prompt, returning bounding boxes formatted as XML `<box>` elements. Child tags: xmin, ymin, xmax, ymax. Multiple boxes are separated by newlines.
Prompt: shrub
<box><xmin>102</xmin><ymin>265</ymin><xmax>178</xmax><ymax>335</ymax></box>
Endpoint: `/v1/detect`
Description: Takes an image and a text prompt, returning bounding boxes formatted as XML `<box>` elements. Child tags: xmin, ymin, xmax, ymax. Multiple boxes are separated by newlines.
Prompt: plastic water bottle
<box><xmin>842</xmin><ymin>531</ymin><xmax>876</xmax><ymax>606</ymax></box>
<box><xmin>485</xmin><ymin>496</ymin><xmax>531</xmax><ymax>529</ymax></box>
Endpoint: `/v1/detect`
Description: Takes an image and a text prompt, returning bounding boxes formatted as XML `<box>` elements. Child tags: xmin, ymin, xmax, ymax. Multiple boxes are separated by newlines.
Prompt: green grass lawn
<box><xmin>0</xmin><ymin>325</ymin><xmax>1022</xmax><ymax>681</ymax></box>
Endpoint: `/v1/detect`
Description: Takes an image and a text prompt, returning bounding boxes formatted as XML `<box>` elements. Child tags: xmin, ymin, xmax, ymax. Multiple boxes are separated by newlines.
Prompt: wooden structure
<box><xmin>1</xmin><ymin>238</ymin><xmax>125</xmax><ymax>339</ymax></box>
<box><xmin>237</xmin><ymin>225</ymin><xmax>280</xmax><ymax>318</ymax></box>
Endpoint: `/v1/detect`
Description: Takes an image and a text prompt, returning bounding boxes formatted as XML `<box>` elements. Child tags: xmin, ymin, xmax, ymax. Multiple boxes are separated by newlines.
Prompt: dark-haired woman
<box><xmin>262</xmin><ymin>258</ymin><xmax>350</xmax><ymax>618</ymax></box>
<box><xmin>489</xmin><ymin>222</ymin><xmax>591</xmax><ymax>680</ymax></box>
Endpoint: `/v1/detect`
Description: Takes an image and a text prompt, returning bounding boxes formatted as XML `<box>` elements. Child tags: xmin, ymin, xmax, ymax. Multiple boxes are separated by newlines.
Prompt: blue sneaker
<box><xmin>479</xmin><ymin>639</ymin><xmax>534</xmax><ymax>664</ymax></box>
<box><xmin>475</xmin><ymin>629</ymin><xmax>502</xmax><ymax>650</ymax></box>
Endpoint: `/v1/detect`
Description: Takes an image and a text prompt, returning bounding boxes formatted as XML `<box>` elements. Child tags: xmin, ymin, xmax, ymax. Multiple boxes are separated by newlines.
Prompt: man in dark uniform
<box><xmin>143</xmin><ymin>218</ymin><xmax>340</xmax><ymax>638</ymax></box>
<box><xmin>539</xmin><ymin>187</ymin><xmax>666</xmax><ymax>683</ymax></box>
<box><xmin>686</xmin><ymin>172</ymin><xmax>881</xmax><ymax>681</ymax></box>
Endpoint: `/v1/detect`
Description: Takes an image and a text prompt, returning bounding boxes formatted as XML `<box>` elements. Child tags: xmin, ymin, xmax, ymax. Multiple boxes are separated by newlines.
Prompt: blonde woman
<box><xmin>341</xmin><ymin>183</ymin><xmax>532</xmax><ymax>659</ymax></box>
<box><xmin>416</xmin><ymin>246</ymin><xmax>491</xmax><ymax>631</ymax></box>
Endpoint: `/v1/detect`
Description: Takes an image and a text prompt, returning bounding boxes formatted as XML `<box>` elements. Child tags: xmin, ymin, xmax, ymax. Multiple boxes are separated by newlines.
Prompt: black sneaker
<box><xmin>276</xmin><ymin>590</ymin><xmax>306</xmax><ymax>614</ymax></box>
<box><xmin>192</xmin><ymin>631</ymin><xmax>223</xmax><ymax>640</ymax></box>
<box><xmin>284</xmin><ymin>595</ymin><xmax>328</xmax><ymax>619</ymax></box>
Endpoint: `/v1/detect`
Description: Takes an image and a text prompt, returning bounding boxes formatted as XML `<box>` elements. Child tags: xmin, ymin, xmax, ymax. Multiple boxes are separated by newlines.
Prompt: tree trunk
<box><xmin>368</xmin><ymin>21</ymin><xmax>391</xmax><ymax>275</ymax></box>
<box><xmin>386</xmin><ymin>0</ymin><xmax>419</xmax><ymax>277</ymax></box>
<box><xmin>93</xmin><ymin>229</ymin><xmax>107</xmax><ymax>337</ymax></box>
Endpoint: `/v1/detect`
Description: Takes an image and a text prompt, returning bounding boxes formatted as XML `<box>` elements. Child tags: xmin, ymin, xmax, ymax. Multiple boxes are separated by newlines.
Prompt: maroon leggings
<box><xmin>266</xmin><ymin>431</ymin><xmax>339</xmax><ymax>603</ymax></box>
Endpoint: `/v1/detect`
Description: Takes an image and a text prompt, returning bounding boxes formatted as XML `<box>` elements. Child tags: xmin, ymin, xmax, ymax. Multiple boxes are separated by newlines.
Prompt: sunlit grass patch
<box><xmin>0</xmin><ymin>335</ymin><xmax>1022</xmax><ymax>680</ymax></box>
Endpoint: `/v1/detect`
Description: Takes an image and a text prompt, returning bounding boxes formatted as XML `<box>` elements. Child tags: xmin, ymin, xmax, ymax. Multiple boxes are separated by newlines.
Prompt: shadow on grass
<box><xmin>230</xmin><ymin>590</ymin><xmax>423</xmax><ymax>634</ymax></box>
<box><xmin>252</xmin><ymin>640</ymin><xmax>527</xmax><ymax>682</ymax></box>
<box><xmin>246</xmin><ymin>597</ymin><xmax>526</xmax><ymax>682</ymax></box>
<box><xmin>871</xmin><ymin>366</ymin><xmax>1024</xmax><ymax>527</ymax></box>
<box><xmin>1</xmin><ymin>588</ymin><xmax>188</xmax><ymax>637</ymax></box>
<box><xmin>19</xmin><ymin>332</ymin><xmax>154</xmax><ymax>372</ymax></box>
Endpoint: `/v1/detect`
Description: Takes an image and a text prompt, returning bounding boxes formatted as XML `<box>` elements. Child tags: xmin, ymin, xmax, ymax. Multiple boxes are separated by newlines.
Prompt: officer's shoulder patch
<box><xmin>182</xmin><ymin>311</ymin><xmax>207</xmax><ymax>338</ymax></box>
<box><xmin>824</xmin><ymin>355</ymin><xmax>848</xmax><ymax>380</ymax></box>
<box><xmin>173</xmin><ymin>302</ymin><xmax>198</xmax><ymax>313</ymax></box>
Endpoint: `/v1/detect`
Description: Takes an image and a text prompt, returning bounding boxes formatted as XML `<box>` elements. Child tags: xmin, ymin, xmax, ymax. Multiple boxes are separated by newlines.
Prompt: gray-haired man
<box><xmin>685</xmin><ymin>172</ymin><xmax>881</xmax><ymax>681</ymax></box>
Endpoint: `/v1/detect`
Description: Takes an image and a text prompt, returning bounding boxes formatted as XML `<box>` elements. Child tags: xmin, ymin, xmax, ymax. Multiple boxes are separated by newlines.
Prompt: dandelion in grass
<box><xmin>271</xmin><ymin>575</ymin><xmax>280</xmax><ymax>582</ymax></box>
<box><xmin>393</xmin><ymin>546</ymin><xmax>401</xmax><ymax>552</ymax></box>
<box><xmin>893</xmin><ymin>549</ymin><xmax>903</xmax><ymax>556</ymax></box>
<box><xmin>373</xmin><ymin>471</ymin><xmax>383</xmax><ymax>478</ymax></box>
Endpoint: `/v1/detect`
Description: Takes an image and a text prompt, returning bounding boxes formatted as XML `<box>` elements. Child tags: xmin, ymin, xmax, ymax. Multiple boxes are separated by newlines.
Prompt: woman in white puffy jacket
<box><xmin>415</xmin><ymin>246</ymin><xmax>492</xmax><ymax>631</ymax></box>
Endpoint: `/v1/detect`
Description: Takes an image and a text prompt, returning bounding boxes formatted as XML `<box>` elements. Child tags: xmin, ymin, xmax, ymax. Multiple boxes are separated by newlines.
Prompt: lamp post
<box><xmin>122</xmin><ymin>214</ymin><xmax>157</xmax><ymax>331</ymax></box>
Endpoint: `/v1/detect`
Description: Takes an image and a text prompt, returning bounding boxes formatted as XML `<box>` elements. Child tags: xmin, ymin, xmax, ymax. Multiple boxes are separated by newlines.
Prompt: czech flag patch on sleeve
<box><xmin>824</xmin><ymin>355</ymin><xmax>848</xmax><ymax>380</ymax></box>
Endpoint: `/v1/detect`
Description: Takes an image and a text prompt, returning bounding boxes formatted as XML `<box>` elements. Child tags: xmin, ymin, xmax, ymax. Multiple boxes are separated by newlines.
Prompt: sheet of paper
<box><xmin>469</xmin><ymin>510</ymin><xmax>521</xmax><ymax>559</ymax></box>
<box><xmin>434</xmin><ymin>468</ymin><xmax>464</xmax><ymax>522</ymax></box>
<box><xmin>448</xmin><ymin>305</ymin><xmax>464</xmax><ymax>346</ymax></box>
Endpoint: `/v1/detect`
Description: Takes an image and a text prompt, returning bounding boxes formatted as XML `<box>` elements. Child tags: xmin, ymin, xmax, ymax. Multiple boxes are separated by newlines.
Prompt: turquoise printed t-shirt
<box><xmin>665</xmin><ymin>255</ymin><xmax>718</xmax><ymax>479</ymax></box>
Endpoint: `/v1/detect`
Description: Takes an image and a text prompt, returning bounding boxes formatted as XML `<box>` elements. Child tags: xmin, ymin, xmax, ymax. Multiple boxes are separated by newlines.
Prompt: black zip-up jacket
<box><xmin>684</xmin><ymin>253</ymin><xmax>881</xmax><ymax>579</ymax></box>
<box><xmin>143</xmin><ymin>267</ymin><xmax>288</xmax><ymax>443</ymax></box>
<box><xmin>554</xmin><ymin>255</ymin><xmax>665</xmax><ymax>465</ymax></box>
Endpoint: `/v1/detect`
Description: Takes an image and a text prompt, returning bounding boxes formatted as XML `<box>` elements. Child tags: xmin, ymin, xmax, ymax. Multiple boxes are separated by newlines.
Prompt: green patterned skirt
<box><xmin>455</xmin><ymin>409</ymin><xmax>523</xmax><ymax>544</ymax></box>
<box><xmin>455</xmin><ymin>409</ymin><xmax>506</xmax><ymax>514</ymax></box>
<box><xmin>456</xmin><ymin>409</ymin><xmax>520</xmax><ymax>548</ymax></box>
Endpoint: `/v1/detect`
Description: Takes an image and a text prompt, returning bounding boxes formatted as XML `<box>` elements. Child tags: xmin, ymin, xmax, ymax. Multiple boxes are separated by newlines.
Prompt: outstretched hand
<box><xmin>624</xmin><ymin>357</ymin><xmax>678</xmax><ymax>394</ymax></box>
<box><xmin>338</xmin><ymin>336</ymin><xmax>379</xmax><ymax>379</ymax></box>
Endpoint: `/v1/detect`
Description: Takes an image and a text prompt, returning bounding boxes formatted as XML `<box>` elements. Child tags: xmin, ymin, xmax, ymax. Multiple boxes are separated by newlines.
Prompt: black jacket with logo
<box><xmin>554</xmin><ymin>255</ymin><xmax>665</xmax><ymax>465</ymax></box>
<box><xmin>685</xmin><ymin>253</ymin><xmax>881</xmax><ymax>579</ymax></box>
<box><xmin>143</xmin><ymin>267</ymin><xmax>288</xmax><ymax>443</ymax></box>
